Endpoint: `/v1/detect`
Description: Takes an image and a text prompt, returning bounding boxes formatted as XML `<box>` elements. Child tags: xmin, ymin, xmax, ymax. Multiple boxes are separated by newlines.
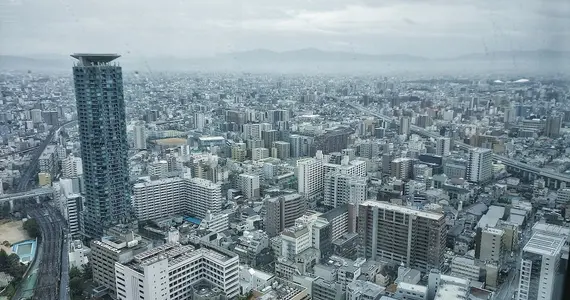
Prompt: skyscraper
<box><xmin>72</xmin><ymin>54</ymin><xmax>131</xmax><ymax>238</ymax></box>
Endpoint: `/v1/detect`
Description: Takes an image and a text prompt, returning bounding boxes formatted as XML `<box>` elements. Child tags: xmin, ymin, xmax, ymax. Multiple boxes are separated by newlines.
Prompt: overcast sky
<box><xmin>0</xmin><ymin>0</ymin><xmax>568</xmax><ymax>58</ymax></box>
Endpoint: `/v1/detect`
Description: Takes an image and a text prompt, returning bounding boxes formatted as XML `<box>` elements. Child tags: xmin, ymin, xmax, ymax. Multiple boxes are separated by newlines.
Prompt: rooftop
<box><xmin>129</xmin><ymin>242</ymin><xmax>237</xmax><ymax>273</ymax></box>
<box><xmin>71</xmin><ymin>53</ymin><xmax>120</xmax><ymax>64</ymax></box>
<box><xmin>199</xmin><ymin>136</ymin><xmax>225</xmax><ymax>141</ymax></box>
<box><xmin>532</xmin><ymin>223</ymin><xmax>570</xmax><ymax>238</ymax></box>
<box><xmin>397</xmin><ymin>282</ymin><xmax>427</xmax><ymax>294</ymax></box>
<box><xmin>524</xmin><ymin>232</ymin><xmax>565</xmax><ymax>257</ymax></box>
<box><xmin>360</xmin><ymin>200</ymin><xmax>444</xmax><ymax>220</ymax></box>
<box><xmin>434</xmin><ymin>283</ymin><xmax>469</xmax><ymax>300</ymax></box>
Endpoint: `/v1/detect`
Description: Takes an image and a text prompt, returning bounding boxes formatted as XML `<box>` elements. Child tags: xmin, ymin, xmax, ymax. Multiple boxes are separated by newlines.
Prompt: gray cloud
<box><xmin>0</xmin><ymin>0</ymin><xmax>568</xmax><ymax>58</ymax></box>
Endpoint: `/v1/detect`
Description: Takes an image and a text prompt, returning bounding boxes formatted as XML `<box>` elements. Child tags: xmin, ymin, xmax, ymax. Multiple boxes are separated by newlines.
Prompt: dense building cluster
<box><xmin>1</xmin><ymin>54</ymin><xmax>569</xmax><ymax>300</ymax></box>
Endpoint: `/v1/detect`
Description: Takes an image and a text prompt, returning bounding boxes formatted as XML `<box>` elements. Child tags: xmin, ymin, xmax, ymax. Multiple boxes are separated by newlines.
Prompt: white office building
<box><xmin>115</xmin><ymin>243</ymin><xmax>240</xmax><ymax>300</ymax></box>
<box><xmin>467</xmin><ymin>148</ymin><xmax>493</xmax><ymax>183</ymax></box>
<box><xmin>517</xmin><ymin>233</ymin><xmax>564</xmax><ymax>300</ymax></box>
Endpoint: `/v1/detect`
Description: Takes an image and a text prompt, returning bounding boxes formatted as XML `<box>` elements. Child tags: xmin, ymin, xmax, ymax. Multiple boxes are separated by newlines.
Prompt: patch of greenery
<box><xmin>0</xmin><ymin>249</ymin><xmax>26</xmax><ymax>298</ymax></box>
<box><xmin>23</xmin><ymin>218</ymin><xmax>40</xmax><ymax>239</ymax></box>
<box><xmin>69</xmin><ymin>265</ymin><xmax>92</xmax><ymax>300</ymax></box>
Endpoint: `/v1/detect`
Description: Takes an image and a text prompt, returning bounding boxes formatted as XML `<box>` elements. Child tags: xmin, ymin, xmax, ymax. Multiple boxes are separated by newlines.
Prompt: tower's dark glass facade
<box><xmin>71</xmin><ymin>54</ymin><xmax>131</xmax><ymax>238</ymax></box>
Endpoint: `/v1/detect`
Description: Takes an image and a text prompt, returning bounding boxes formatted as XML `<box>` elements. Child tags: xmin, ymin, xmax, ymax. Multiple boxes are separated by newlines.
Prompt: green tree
<box><xmin>0</xmin><ymin>248</ymin><xmax>7</xmax><ymax>270</ymax></box>
<box><xmin>23</xmin><ymin>218</ymin><xmax>40</xmax><ymax>239</ymax></box>
<box><xmin>69</xmin><ymin>266</ymin><xmax>82</xmax><ymax>279</ymax></box>
<box><xmin>7</xmin><ymin>253</ymin><xmax>24</xmax><ymax>278</ymax></box>
<box><xmin>82</xmin><ymin>263</ymin><xmax>92</xmax><ymax>280</ymax></box>
<box><xmin>69</xmin><ymin>276</ymin><xmax>83</xmax><ymax>297</ymax></box>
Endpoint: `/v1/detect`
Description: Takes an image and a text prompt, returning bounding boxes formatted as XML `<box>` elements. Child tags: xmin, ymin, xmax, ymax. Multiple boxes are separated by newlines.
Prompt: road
<box><xmin>16</xmin><ymin>120</ymin><xmax>77</xmax><ymax>192</ymax></box>
<box><xmin>26</xmin><ymin>204</ymin><xmax>66</xmax><ymax>300</ymax></box>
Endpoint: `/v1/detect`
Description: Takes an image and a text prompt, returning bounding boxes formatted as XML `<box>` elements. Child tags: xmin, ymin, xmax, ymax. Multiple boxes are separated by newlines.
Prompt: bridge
<box><xmin>349</xmin><ymin>102</ymin><xmax>570</xmax><ymax>189</ymax></box>
<box><xmin>0</xmin><ymin>187</ymin><xmax>54</xmax><ymax>211</ymax></box>
<box><xmin>0</xmin><ymin>146</ymin><xmax>39</xmax><ymax>159</ymax></box>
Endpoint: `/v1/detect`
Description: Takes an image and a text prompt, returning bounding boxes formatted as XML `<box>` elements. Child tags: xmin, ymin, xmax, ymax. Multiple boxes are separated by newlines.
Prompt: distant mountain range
<box><xmin>1</xmin><ymin>48</ymin><xmax>568</xmax><ymax>74</ymax></box>
<box><xmin>215</xmin><ymin>48</ymin><xmax>429</xmax><ymax>62</ymax></box>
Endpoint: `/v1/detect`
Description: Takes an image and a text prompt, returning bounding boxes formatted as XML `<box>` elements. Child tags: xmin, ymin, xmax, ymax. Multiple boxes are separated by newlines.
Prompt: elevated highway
<box><xmin>0</xmin><ymin>146</ymin><xmax>39</xmax><ymax>159</ymax></box>
<box><xmin>0</xmin><ymin>187</ymin><xmax>53</xmax><ymax>211</ymax></box>
<box><xmin>349</xmin><ymin>102</ymin><xmax>570</xmax><ymax>188</ymax></box>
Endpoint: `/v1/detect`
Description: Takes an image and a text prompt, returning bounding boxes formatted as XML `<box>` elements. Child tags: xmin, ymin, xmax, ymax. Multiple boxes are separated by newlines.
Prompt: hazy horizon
<box><xmin>1</xmin><ymin>0</ymin><xmax>569</xmax><ymax>59</ymax></box>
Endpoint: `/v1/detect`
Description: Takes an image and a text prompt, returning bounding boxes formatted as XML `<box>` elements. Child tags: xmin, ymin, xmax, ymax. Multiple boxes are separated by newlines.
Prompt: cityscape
<box><xmin>1</xmin><ymin>1</ymin><xmax>570</xmax><ymax>300</ymax></box>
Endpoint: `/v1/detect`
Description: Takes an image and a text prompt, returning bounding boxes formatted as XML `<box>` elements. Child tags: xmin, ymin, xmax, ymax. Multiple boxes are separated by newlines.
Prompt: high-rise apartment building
<box><xmin>467</xmin><ymin>147</ymin><xmax>493</xmax><ymax>183</ymax></box>
<box><xmin>61</xmin><ymin>154</ymin><xmax>83</xmax><ymax>178</ymax></box>
<box><xmin>544</xmin><ymin>115</ymin><xmax>562</xmax><ymax>138</ymax></box>
<box><xmin>261</xmin><ymin>129</ymin><xmax>279</xmax><ymax>149</ymax></box>
<box><xmin>476</xmin><ymin>227</ymin><xmax>504</xmax><ymax>264</ymax></box>
<box><xmin>231</xmin><ymin>142</ymin><xmax>247</xmax><ymax>161</ymax></box>
<box><xmin>272</xmin><ymin>141</ymin><xmax>291</xmax><ymax>159</ymax></box>
<box><xmin>39</xmin><ymin>145</ymin><xmax>58</xmax><ymax>178</ymax></box>
<box><xmin>399</xmin><ymin>116</ymin><xmax>411</xmax><ymax>136</ymax></box>
<box><xmin>186</xmin><ymin>178</ymin><xmax>223</xmax><ymax>219</ymax></box>
<box><xmin>194</xmin><ymin>112</ymin><xmax>206</xmax><ymax>131</ymax></box>
<box><xmin>312</xmin><ymin>128</ymin><xmax>352</xmax><ymax>155</ymax></box>
<box><xmin>289</xmin><ymin>134</ymin><xmax>314</xmax><ymax>158</ymax></box>
<box><xmin>391</xmin><ymin>157</ymin><xmax>414</xmax><ymax>180</ymax></box>
<box><xmin>517</xmin><ymin>232</ymin><xmax>564</xmax><ymax>300</ymax></box>
<box><xmin>114</xmin><ymin>243</ymin><xmax>240</xmax><ymax>300</ymax></box>
<box><xmin>264</xmin><ymin>193</ymin><xmax>306</xmax><ymax>237</ymax></box>
<box><xmin>358</xmin><ymin>141</ymin><xmax>381</xmax><ymax>159</ymax></box>
<box><xmin>324</xmin><ymin>172</ymin><xmax>367</xmax><ymax>208</ymax></box>
<box><xmin>239</xmin><ymin>173</ymin><xmax>260</xmax><ymax>200</ymax></box>
<box><xmin>252</xmin><ymin>148</ymin><xmax>270</xmax><ymax>161</ymax></box>
<box><xmin>133</xmin><ymin>123</ymin><xmax>147</xmax><ymax>150</ymax></box>
<box><xmin>72</xmin><ymin>54</ymin><xmax>131</xmax><ymax>237</ymax></box>
<box><xmin>358</xmin><ymin>201</ymin><xmax>446</xmax><ymax>272</ymax></box>
<box><xmin>297</xmin><ymin>154</ymin><xmax>325</xmax><ymax>205</ymax></box>
<box><xmin>133</xmin><ymin>177</ymin><xmax>222</xmax><ymax>221</ymax></box>
<box><xmin>90</xmin><ymin>228</ymin><xmax>153</xmax><ymax>296</ymax></box>
<box><xmin>435</xmin><ymin>137</ymin><xmax>451</xmax><ymax>157</ymax></box>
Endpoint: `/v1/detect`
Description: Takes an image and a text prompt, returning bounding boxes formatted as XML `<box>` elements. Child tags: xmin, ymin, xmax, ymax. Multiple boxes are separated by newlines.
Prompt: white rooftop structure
<box><xmin>360</xmin><ymin>200</ymin><xmax>444</xmax><ymax>220</ymax></box>
<box><xmin>524</xmin><ymin>232</ymin><xmax>564</xmax><ymax>257</ymax></box>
